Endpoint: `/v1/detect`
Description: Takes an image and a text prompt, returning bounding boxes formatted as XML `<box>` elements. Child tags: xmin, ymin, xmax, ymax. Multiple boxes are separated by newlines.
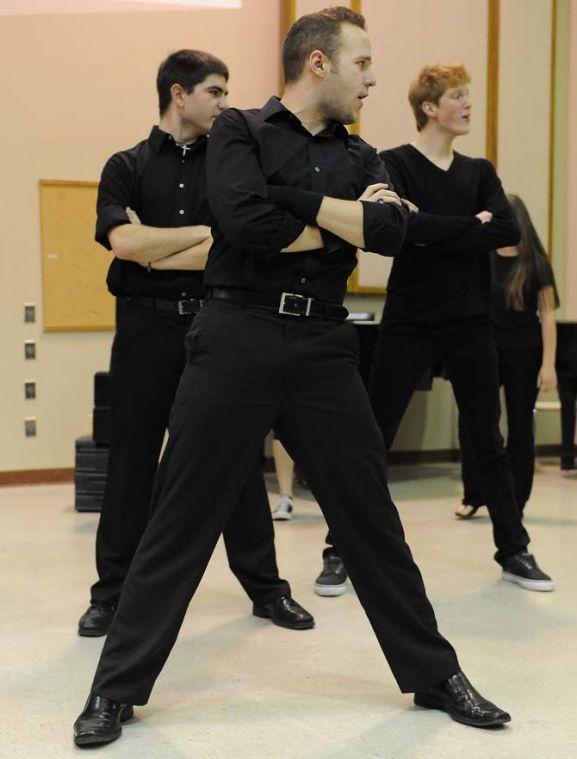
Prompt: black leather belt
<box><xmin>123</xmin><ymin>295</ymin><xmax>202</xmax><ymax>316</ymax></box>
<box><xmin>207</xmin><ymin>288</ymin><xmax>348</xmax><ymax>321</ymax></box>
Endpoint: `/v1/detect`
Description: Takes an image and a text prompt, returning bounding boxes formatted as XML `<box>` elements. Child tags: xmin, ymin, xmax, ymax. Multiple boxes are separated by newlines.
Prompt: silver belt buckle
<box><xmin>177</xmin><ymin>299</ymin><xmax>200</xmax><ymax>315</ymax></box>
<box><xmin>279</xmin><ymin>292</ymin><xmax>312</xmax><ymax>317</ymax></box>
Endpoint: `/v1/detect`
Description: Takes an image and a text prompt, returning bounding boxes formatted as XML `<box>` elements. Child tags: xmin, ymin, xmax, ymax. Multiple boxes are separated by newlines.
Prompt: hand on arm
<box><xmin>537</xmin><ymin>286</ymin><xmax>558</xmax><ymax>392</ymax></box>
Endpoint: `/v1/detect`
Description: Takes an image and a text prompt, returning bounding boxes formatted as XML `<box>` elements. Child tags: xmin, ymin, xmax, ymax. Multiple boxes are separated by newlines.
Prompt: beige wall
<box><xmin>0</xmin><ymin>0</ymin><xmax>571</xmax><ymax>472</ymax></box>
<box><xmin>564</xmin><ymin>0</ymin><xmax>577</xmax><ymax>319</ymax></box>
<box><xmin>498</xmin><ymin>0</ymin><xmax>552</xmax><ymax>247</ymax></box>
<box><xmin>0</xmin><ymin>0</ymin><xmax>281</xmax><ymax>472</ymax></box>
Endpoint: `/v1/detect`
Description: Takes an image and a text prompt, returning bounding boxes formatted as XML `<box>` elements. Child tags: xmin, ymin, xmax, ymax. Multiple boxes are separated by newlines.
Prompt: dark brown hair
<box><xmin>156</xmin><ymin>49</ymin><xmax>229</xmax><ymax>116</ymax></box>
<box><xmin>408</xmin><ymin>63</ymin><xmax>470</xmax><ymax>131</ymax></box>
<box><xmin>503</xmin><ymin>194</ymin><xmax>559</xmax><ymax>312</ymax></box>
<box><xmin>282</xmin><ymin>6</ymin><xmax>366</xmax><ymax>85</ymax></box>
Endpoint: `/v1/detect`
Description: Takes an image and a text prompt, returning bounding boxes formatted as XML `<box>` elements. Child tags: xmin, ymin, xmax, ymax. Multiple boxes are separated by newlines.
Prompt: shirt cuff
<box><xmin>95</xmin><ymin>210</ymin><xmax>130</xmax><ymax>249</ymax></box>
<box><xmin>268</xmin><ymin>186</ymin><xmax>324</xmax><ymax>226</ymax></box>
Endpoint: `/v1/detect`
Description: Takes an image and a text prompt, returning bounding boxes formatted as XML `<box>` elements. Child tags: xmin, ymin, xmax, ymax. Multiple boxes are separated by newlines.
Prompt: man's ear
<box><xmin>422</xmin><ymin>100</ymin><xmax>437</xmax><ymax>119</ymax></box>
<box><xmin>309</xmin><ymin>49</ymin><xmax>327</xmax><ymax>78</ymax></box>
<box><xmin>171</xmin><ymin>83</ymin><xmax>186</xmax><ymax>108</ymax></box>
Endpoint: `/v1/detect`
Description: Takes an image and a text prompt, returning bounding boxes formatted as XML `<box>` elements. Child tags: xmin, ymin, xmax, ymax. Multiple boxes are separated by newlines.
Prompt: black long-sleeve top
<box><xmin>380</xmin><ymin>144</ymin><xmax>521</xmax><ymax>326</ymax></box>
<box><xmin>205</xmin><ymin>96</ymin><xmax>409</xmax><ymax>304</ymax></box>
<box><xmin>95</xmin><ymin>126</ymin><xmax>211</xmax><ymax>299</ymax></box>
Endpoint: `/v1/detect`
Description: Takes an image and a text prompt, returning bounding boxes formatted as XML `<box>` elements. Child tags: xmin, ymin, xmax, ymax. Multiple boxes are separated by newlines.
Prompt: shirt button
<box><xmin>314</xmin><ymin>166</ymin><xmax>321</xmax><ymax>173</ymax></box>
<box><xmin>179</xmin><ymin>209</ymin><xmax>184</xmax><ymax>215</ymax></box>
<box><xmin>179</xmin><ymin>183</ymin><xmax>184</xmax><ymax>189</ymax></box>
<box><xmin>300</xmin><ymin>277</ymin><xmax>307</xmax><ymax>284</ymax></box>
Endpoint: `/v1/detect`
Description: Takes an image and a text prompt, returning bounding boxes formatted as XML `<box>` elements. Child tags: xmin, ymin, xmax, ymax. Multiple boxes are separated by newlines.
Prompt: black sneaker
<box><xmin>501</xmin><ymin>552</ymin><xmax>555</xmax><ymax>592</ymax></box>
<box><xmin>314</xmin><ymin>548</ymin><xmax>348</xmax><ymax>597</ymax></box>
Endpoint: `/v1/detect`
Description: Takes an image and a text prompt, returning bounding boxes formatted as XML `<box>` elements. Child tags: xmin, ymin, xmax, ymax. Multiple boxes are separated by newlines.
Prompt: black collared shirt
<box><xmin>95</xmin><ymin>126</ymin><xmax>212</xmax><ymax>299</ymax></box>
<box><xmin>204</xmin><ymin>96</ymin><xmax>406</xmax><ymax>304</ymax></box>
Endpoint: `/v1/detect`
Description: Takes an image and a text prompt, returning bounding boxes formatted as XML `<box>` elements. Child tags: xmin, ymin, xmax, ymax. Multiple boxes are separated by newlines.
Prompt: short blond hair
<box><xmin>408</xmin><ymin>64</ymin><xmax>471</xmax><ymax>131</ymax></box>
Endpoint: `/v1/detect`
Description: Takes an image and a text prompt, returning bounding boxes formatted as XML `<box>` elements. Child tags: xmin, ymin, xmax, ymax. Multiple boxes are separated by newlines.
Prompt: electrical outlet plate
<box><xmin>24</xmin><ymin>418</ymin><xmax>37</xmax><ymax>437</ymax></box>
<box><xmin>24</xmin><ymin>340</ymin><xmax>36</xmax><ymax>360</ymax></box>
<box><xmin>24</xmin><ymin>304</ymin><xmax>36</xmax><ymax>323</ymax></box>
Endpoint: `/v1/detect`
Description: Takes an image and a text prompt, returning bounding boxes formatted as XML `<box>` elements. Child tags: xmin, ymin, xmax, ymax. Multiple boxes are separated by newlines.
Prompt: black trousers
<box><xmin>90</xmin><ymin>298</ymin><xmax>289</xmax><ymax>608</ymax></box>
<box><xmin>459</xmin><ymin>345</ymin><xmax>541</xmax><ymax>514</ymax></box>
<box><xmin>91</xmin><ymin>301</ymin><xmax>459</xmax><ymax>704</ymax></box>
<box><xmin>558</xmin><ymin>376</ymin><xmax>577</xmax><ymax>463</ymax></box>
<box><xmin>365</xmin><ymin>321</ymin><xmax>529</xmax><ymax>564</ymax></box>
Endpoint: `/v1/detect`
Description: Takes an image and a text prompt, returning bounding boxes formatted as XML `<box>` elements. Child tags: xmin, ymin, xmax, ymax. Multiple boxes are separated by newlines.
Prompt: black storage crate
<box><xmin>75</xmin><ymin>435</ymin><xmax>108</xmax><ymax>512</ymax></box>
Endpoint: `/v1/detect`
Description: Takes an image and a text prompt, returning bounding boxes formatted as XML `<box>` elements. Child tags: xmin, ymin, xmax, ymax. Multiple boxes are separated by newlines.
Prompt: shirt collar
<box><xmin>148</xmin><ymin>125</ymin><xmax>207</xmax><ymax>155</ymax></box>
<box><xmin>260</xmin><ymin>96</ymin><xmax>349</xmax><ymax>141</ymax></box>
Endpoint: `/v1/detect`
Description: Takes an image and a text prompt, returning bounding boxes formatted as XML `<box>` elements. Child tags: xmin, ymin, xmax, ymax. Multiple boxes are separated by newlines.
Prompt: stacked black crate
<box><xmin>74</xmin><ymin>372</ymin><xmax>110</xmax><ymax>512</ymax></box>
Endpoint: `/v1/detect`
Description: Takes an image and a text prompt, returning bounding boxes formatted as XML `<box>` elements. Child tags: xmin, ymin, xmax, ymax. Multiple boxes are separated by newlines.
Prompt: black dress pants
<box><xmin>91</xmin><ymin>301</ymin><xmax>459</xmax><ymax>704</ymax></box>
<box><xmin>459</xmin><ymin>346</ymin><xmax>541</xmax><ymax>514</ymax></box>
<box><xmin>90</xmin><ymin>298</ymin><xmax>289</xmax><ymax>608</ymax></box>
<box><xmin>367</xmin><ymin>321</ymin><xmax>530</xmax><ymax>564</ymax></box>
<box><xmin>558</xmin><ymin>377</ymin><xmax>577</xmax><ymax>464</ymax></box>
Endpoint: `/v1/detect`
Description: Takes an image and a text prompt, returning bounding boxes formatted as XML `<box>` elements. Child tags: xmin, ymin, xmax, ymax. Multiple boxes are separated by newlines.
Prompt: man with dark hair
<box><xmin>77</xmin><ymin>48</ymin><xmax>313</xmax><ymax>640</ymax></box>
<box><xmin>74</xmin><ymin>13</ymin><xmax>510</xmax><ymax>749</ymax></box>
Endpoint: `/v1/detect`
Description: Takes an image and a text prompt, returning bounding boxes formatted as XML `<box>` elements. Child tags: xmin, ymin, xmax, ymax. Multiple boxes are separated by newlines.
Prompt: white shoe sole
<box><xmin>502</xmin><ymin>571</ymin><xmax>556</xmax><ymax>592</ymax></box>
<box><xmin>314</xmin><ymin>581</ymin><xmax>347</xmax><ymax>597</ymax></box>
<box><xmin>272</xmin><ymin>512</ymin><xmax>292</xmax><ymax>521</ymax></box>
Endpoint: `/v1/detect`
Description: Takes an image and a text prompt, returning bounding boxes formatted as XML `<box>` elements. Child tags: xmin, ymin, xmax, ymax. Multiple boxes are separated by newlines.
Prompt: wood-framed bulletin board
<box><xmin>40</xmin><ymin>180</ymin><xmax>115</xmax><ymax>332</ymax></box>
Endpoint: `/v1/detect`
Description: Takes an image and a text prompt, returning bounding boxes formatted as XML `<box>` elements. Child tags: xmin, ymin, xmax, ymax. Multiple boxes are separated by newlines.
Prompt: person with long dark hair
<box><xmin>456</xmin><ymin>194</ymin><xmax>559</xmax><ymax>520</ymax></box>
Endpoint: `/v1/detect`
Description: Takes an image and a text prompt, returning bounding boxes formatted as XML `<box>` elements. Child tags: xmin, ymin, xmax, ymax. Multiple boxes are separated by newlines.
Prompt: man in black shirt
<box><xmin>367</xmin><ymin>64</ymin><xmax>554</xmax><ymax>591</ymax></box>
<box><xmin>78</xmin><ymin>50</ymin><xmax>313</xmax><ymax>640</ymax></box>
<box><xmin>74</xmin><ymin>11</ymin><xmax>509</xmax><ymax>747</ymax></box>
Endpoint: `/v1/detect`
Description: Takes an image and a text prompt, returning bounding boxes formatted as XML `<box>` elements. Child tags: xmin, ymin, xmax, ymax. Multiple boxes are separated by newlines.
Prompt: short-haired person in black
<box><xmin>74</xmin><ymin>10</ymin><xmax>510</xmax><ymax>748</ymax></box>
<box><xmin>457</xmin><ymin>195</ymin><xmax>559</xmax><ymax>540</ymax></box>
<box><xmin>78</xmin><ymin>50</ymin><xmax>314</xmax><ymax>641</ymax></box>
<box><xmin>365</xmin><ymin>64</ymin><xmax>553</xmax><ymax>591</ymax></box>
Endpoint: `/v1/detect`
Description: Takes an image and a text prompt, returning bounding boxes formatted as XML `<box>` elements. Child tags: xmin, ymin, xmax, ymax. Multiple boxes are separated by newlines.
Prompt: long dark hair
<box><xmin>502</xmin><ymin>194</ymin><xmax>560</xmax><ymax>312</ymax></box>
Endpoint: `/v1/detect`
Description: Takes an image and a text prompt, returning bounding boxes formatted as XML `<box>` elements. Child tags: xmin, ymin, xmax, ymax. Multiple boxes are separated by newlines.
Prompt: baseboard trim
<box><xmin>263</xmin><ymin>443</ymin><xmax>562</xmax><ymax>469</ymax></box>
<box><xmin>2</xmin><ymin>444</ymin><xmax>563</xmax><ymax>487</ymax></box>
<box><xmin>0</xmin><ymin>468</ymin><xmax>74</xmax><ymax>486</ymax></box>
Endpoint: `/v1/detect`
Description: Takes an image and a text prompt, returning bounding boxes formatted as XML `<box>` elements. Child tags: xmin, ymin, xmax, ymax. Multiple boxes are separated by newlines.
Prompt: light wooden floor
<box><xmin>1</xmin><ymin>461</ymin><xmax>576</xmax><ymax>759</ymax></box>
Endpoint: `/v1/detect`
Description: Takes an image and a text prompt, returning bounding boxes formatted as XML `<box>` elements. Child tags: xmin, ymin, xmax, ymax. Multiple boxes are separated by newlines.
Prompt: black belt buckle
<box><xmin>279</xmin><ymin>292</ymin><xmax>312</xmax><ymax>317</ymax></box>
<box><xmin>177</xmin><ymin>299</ymin><xmax>200</xmax><ymax>315</ymax></box>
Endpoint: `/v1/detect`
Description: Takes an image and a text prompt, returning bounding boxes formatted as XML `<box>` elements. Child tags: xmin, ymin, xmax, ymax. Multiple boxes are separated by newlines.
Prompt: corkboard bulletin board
<box><xmin>40</xmin><ymin>180</ymin><xmax>114</xmax><ymax>332</ymax></box>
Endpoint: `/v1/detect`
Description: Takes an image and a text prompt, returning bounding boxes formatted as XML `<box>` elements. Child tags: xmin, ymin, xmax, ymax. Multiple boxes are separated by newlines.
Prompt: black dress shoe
<box><xmin>414</xmin><ymin>672</ymin><xmax>511</xmax><ymax>728</ymax></box>
<box><xmin>78</xmin><ymin>603</ymin><xmax>116</xmax><ymax>637</ymax></box>
<box><xmin>253</xmin><ymin>595</ymin><xmax>315</xmax><ymax>630</ymax></box>
<box><xmin>73</xmin><ymin>695</ymin><xmax>133</xmax><ymax>747</ymax></box>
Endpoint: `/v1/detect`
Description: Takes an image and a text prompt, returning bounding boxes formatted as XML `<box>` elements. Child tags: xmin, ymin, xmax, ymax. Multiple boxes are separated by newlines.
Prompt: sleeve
<box><xmin>536</xmin><ymin>258</ymin><xmax>560</xmax><ymax>308</ymax></box>
<box><xmin>348</xmin><ymin>143</ymin><xmax>407</xmax><ymax>257</ymax></box>
<box><xmin>378</xmin><ymin>149</ymin><xmax>480</xmax><ymax>246</ymax></box>
<box><xmin>206</xmin><ymin>109</ymin><xmax>305</xmax><ymax>253</ymax></box>
<box><xmin>94</xmin><ymin>154</ymin><xmax>132</xmax><ymax>250</ymax></box>
<box><xmin>426</xmin><ymin>160</ymin><xmax>521</xmax><ymax>255</ymax></box>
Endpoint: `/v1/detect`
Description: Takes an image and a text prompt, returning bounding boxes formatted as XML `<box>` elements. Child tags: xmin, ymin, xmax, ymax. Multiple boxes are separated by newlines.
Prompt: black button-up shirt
<box><xmin>95</xmin><ymin>126</ymin><xmax>212</xmax><ymax>299</ymax></box>
<box><xmin>205</xmin><ymin>96</ymin><xmax>406</xmax><ymax>304</ymax></box>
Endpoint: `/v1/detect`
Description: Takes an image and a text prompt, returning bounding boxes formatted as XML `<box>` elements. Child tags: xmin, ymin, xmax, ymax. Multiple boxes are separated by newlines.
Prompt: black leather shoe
<box><xmin>253</xmin><ymin>595</ymin><xmax>315</xmax><ymax>630</ymax></box>
<box><xmin>78</xmin><ymin>603</ymin><xmax>116</xmax><ymax>637</ymax></box>
<box><xmin>73</xmin><ymin>695</ymin><xmax>133</xmax><ymax>747</ymax></box>
<box><xmin>414</xmin><ymin>672</ymin><xmax>511</xmax><ymax>728</ymax></box>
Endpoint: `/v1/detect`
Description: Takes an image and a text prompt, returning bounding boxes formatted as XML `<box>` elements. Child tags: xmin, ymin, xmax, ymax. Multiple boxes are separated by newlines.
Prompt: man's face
<box><xmin>428</xmin><ymin>84</ymin><xmax>472</xmax><ymax>136</ymax></box>
<box><xmin>320</xmin><ymin>23</ymin><xmax>376</xmax><ymax>125</ymax></box>
<box><xmin>180</xmin><ymin>73</ymin><xmax>229</xmax><ymax>134</ymax></box>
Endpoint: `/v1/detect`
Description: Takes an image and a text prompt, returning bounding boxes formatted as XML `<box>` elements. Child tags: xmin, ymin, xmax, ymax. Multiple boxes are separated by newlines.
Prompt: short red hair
<box><xmin>408</xmin><ymin>64</ymin><xmax>471</xmax><ymax>131</ymax></box>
